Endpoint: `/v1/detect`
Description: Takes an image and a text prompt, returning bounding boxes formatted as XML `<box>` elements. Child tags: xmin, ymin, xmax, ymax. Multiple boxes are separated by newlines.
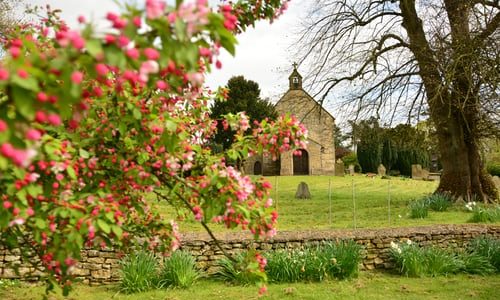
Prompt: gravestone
<box><xmin>295</xmin><ymin>182</ymin><xmax>311</xmax><ymax>199</ymax></box>
<box><xmin>412</xmin><ymin>164</ymin><xmax>423</xmax><ymax>179</ymax></box>
<box><xmin>335</xmin><ymin>159</ymin><xmax>345</xmax><ymax>176</ymax></box>
<box><xmin>348</xmin><ymin>164</ymin><xmax>355</xmax><ymax>175</ymax></box>
<box><xmin>493</xmin><ymin>176</ymin><xmax>500</xmax><ymax>190</ymax></box>
<box><xmin>377</xmin><ymin>164</ymin><xmax>386</xmax><ymax>176</ymax></box>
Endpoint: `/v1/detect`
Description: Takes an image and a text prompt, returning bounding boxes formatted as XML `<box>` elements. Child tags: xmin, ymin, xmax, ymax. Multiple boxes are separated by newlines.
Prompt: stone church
<box><xmin>243</xmin><ymin>65</ymin><xmax>336</xmax><ymax>176</ymax></box>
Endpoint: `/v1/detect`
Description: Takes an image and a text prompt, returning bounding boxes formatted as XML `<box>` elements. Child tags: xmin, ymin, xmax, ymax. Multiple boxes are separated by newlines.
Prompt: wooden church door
<box><xmin>293</xmin><ymin>149</ymin><xmax>309</xmax><ymax>175</ymax></box>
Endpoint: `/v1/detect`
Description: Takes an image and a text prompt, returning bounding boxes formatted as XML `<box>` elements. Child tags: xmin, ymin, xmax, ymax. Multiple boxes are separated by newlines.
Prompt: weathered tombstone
<box><xmin>493</xmin><ymin>176</ymin><xmax>500</xmax><ymax>190</ymax></box>
<box><xmin>377</xmin><ymin>164</ymin><xmax>386</xmax><ymax>177</ymax></box>
<box><xmin>411</xmin><ymin>164</ymin><xmax>423</xmax><ymax>179</ymax></box>
<box><xmin>421</xmin><ymin>169</ymin><xmax>430</xmax><ymax>180</ymax></box>
<box><xmin>295</xmin><ymin>182</ymin><xmax>311</xmax><ymax>199</ymax></box>
<box><xmin>335</xmin><ymin>161</ymin><xmax>345</xmax><ymax>176</ymax></box>
<box><xmin>348</xmin><ymin>164</ymin><xmax>355</xmax><ymax>175</ymax></box>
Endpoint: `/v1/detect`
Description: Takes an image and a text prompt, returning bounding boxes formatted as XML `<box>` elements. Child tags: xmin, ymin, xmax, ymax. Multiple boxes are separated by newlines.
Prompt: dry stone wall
<box><xmin>1</xmin><ymin>224</ymin><xmax>498</xmax><ymax>284</ymax></box>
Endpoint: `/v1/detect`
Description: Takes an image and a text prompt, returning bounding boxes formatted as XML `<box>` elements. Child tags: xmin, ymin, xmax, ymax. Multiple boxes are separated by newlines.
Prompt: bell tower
<box><xmin>288</xmin><ymin>62</ymin><xmax>302</xmax><ymax>90</ymax></box>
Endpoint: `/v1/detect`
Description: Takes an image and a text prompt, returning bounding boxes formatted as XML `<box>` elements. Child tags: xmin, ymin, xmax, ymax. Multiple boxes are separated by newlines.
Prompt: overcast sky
<box><xmin>24</xmin><ymin>0</ymin><xmax>307</xmax><ymax>102</ymax></box>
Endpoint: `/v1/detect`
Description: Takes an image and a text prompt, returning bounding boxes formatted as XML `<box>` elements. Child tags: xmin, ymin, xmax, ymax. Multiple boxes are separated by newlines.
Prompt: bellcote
<box><xmin>288</xmin><ymin>63</ymin><xmax>302</xmax><ymax>90</ymax></box>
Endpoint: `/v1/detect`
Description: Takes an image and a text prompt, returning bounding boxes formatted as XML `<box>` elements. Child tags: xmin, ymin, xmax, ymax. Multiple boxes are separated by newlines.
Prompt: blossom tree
<box><xmin>0</xmin><ymin>0</ymin><xmax>306</xmax><ymax>295</ymax></box>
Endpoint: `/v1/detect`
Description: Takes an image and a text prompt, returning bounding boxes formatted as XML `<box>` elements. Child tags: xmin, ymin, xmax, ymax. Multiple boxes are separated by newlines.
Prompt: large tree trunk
<box><xmin>400</xmin><ymin>0</ymin><xmax>498</xmax><ymax>202</ymax></box>
<box><xmin>435</xmin><ymin>110</ymin><xmax>498</xmax><ymax>202</ymax></box>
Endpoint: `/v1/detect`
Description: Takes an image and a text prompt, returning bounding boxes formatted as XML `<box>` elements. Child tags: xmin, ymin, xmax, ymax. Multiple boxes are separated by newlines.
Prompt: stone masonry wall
<box><xmin>1</xmin><ymin>225</ymin><xmax>498</xmax><ymax>284</ymax></box>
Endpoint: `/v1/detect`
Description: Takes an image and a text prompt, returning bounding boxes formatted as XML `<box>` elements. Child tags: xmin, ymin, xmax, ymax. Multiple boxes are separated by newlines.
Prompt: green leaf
<box><xmin>86</xmin><ymin>39</ymin><xmax>103</xmax><ymax>58</ymax></box>
<box><xmin>111</xmin><ymin>225</ymin><xmax>123</xmax><ymax>238</ymax></box>
<box><xmin>97</xmin><ymin>219</ymin><xmax>111</xmax><ymax>234</ymax></box>
<box><xmin>11</xmin><ymin>75</ymin><xmax>39</xmax><ymax>92</ymax></box>
<box><xmin>79</xmin><ymin>148</ymin><xmax>90</xmax><ymax>159</ymax></box>
<box><xmin>35</xmin><ymin>218</ymin><xmax>46</xmax><ymax>229</ymax></box>
<box><xmin>12</xmin><ymin>86</ymin><xmax>35</xmax><ymax>119</ymax></box>
<box><xmin>132</xmin><ymin>108</ymin><xmax>142</xmax><ymax>120</ymax></box>
<box><xmin>66</xmin><ymin>165</ymin><xmax>77</xmax><ymax>180</ymax></box>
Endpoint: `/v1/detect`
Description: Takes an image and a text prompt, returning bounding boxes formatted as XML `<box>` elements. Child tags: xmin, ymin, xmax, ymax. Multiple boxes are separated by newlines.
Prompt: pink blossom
<box><xmin>26</xmin><ymin>207</ymin><xmax>35</xmax><ymax>216</ymax></box>
<box><xmin>0</xmin><ymin>119</ymin><xmax>7</xmax><ymax>132</ymax></box>
<box><xmin>3</xmin><ymin>201</ymin><xmax>12</xmax><ymax>209</ymax></box>
<box><xmin>26</xmin><ymin>129</ymin><xmax>42</xmax><ymax>141</ymax></box>
<box><xmin>126</xmin><ymin>48</ymin><xmax>140</xmax><ymax>60</ymax></box>
<box><xmin>156</xmin><ymin>80</ymin><xmax>168</xmax><ymax>90</ymax></box>
<box><xmin>35</xmin><ymin>111</ymin><xmax>47</xmax><ymax>123</ymax></box>
<box><xmin>47</xmin><ymin>114</ymin><xmax>62</xmax><ymax>126</ymax></box>
<box><xmin>71</xmin><ymin>71</ymin><xmax>84</xmax><ymax>84</ymax></box>
<box><xmin>146</xmin><ymin>0</ymin><xmax>166</xmax><ymax>19</ymax></box>
<box><xmin>9</xmin><ymin>218</ymin><xmax>25</xmax><ymax>227</ymax></box>
<box><xmin>117</xmin><ymin>35</ymin><xmax>130</xmax><ymax>48</ymax></box>
<box><xmin>17</xmin><ymin>69</ymin><xmax>28</xmax><ymax>79</ymax></box>
<box><xmin>133</xmin><ymin>16</ymin><xmax>142</xmax><ymax>27</ymax></box>
<box><xmin>187</xmin><ymin>72</ymin><xmax>204</xmax><ymax>86</ymax></box>
<box><xmin>0</xmin><ymin>68</ymin><xmax>9</xmax><ymax>80</ymax></box>
<box><xmin>143</xmin><ymin>47</ymin><xmax>160</xmax><ymax>60</ymax></box>
<box><xmin>36</xmin><ymin>92</ymin><xmax>48</xmax><ymax>102</ymax></box>
<box><xmin>77</xmin><ymin>15</ymin><xmax>86</xmax><ymax>23</ymax></box>
<box><xmin>95</xmin><ymin>63</ymin><xmax>109</xmax><ymax>76</ymax></box>
<box><xmin>10</xmin><ymin>46</ymin><xmax>21</xmax><ymax>59</ymax></box>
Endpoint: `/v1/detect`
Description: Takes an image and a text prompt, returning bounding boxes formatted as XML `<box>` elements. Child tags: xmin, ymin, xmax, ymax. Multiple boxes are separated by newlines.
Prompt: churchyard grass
<box><xmin>151</xmin><ymin>175</ymin><xmax>497</xmax><ymax>232</ymax></box>
<box><xmin>1</xmin><ymin>273</ymin><xmax>499</xmax><ymax>300</ymax></box>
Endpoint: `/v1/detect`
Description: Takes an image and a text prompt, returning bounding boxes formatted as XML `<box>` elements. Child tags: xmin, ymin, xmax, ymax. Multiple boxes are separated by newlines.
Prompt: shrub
<box><xmin>468</xmin><ymin>205</ymin><xmax>500</xmax><ymax>223</ymax></box>
<box><xmin>323</xmin><ymin>240</ymin><xmax>362</xmax><ymax>280</ymax></box>
<box><xmin>422</xmin><ymin>247</ymin><xmax>461</xmax><ymax>277</ymax></box>
<box><xmin>486</xmin><ymin>162</ymin><xmax>500</xmax><ymax>176</ymax></box>
<box><xmin>265</xmin><ymin>250</ymin><xmax>302</xmax><ymax>283</ymax></box>
<box><xmin>468</xmin><ymin>236</ymin><xmax>500</xmax><ymax>272</ymax></box>
<box><xmin>390</xmin><ymin>241</ymin><xmax>460</xmax><ymax>277</ymax></box>
<box><xmin>342</xmin><ymin>153</ymin><xmax>362</xmax><ymax>173</ymax></box>
<box><xmin>214</xmin><ymin>252</ymin><xmax>263</xmax><ymax>285</ymax></box>
<box><xmin>158</xmin><ymin>251</ymin><xmax>201</xmax><ymax>289</ymax></box>
<box><xmin>265</xmin><ymin>240</ymin><xmax>362</xmax><ymax>283</ymax></box>
<box><xmin>408</xmin><ymin>200</ymin><xmax>428</xmax><ymax>219</ymax></box>
<box><xmin>119</xmin><ymin>252</ymin><xmax>159</xmax><ymax>294</ymax></box>
<box><xmin>390</xmin><ymin>241</ymin><xmax>426</xmax><ymax>277</ymax></box>
<box><xmin>425</xmin><ymin>193</ymin><xmax>452</xmax><ymax>212</ymax></box>
<box><xmin>459</xmin><ymin>252</ymin><xmax>495</xmax><ymax>275</ymax></box>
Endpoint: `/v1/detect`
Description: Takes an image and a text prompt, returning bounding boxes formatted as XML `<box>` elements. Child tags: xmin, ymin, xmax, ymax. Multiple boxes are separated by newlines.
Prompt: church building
<box><xmin>244</xmin><ymin>65</ymin><xmax>336</xmax><ymax>176</ymax></box>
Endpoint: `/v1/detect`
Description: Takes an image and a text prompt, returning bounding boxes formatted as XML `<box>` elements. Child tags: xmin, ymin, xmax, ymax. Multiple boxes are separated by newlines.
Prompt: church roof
<box><xmin>276</xmin><ymin>65</ymin><xmax>335</xmax><ymax>122</ymax></box>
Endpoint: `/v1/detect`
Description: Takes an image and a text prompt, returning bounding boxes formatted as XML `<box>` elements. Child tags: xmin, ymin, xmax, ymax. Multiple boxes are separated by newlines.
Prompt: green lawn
<box><xmin>150</xmin><ymin>175</ymin><xmax>494</xmax><ymax>232</ymax></box>
<box><xmin>2</xmin><ymin>273</ymin><xmax>499</xmax><ymax>300</ymax></box>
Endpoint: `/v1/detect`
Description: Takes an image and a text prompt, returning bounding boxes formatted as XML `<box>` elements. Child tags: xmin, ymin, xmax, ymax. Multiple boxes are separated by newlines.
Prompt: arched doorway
<box><xmin>254</xmin><ymin>161</ymin><xmax>262</xmax><ymax>175</ymax></box>
<box><xmin>293</xmin><ymin>149</ymin><xmax>309</xmax><ymax>175</ymax></box>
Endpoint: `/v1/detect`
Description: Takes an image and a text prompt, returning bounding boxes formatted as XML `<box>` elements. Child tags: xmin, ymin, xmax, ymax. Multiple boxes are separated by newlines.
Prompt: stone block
<box><xmin>91</xmin><ymin>269</ymin><xmax>111</xmax><ymax>279</ymax></box>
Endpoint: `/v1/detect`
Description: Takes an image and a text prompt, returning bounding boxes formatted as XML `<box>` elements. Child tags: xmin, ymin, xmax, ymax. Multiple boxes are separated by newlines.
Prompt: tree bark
<box><xmin>399</xmin><ymin>0</ymin><xmax>498</xmax><ymax>202</ymax></box>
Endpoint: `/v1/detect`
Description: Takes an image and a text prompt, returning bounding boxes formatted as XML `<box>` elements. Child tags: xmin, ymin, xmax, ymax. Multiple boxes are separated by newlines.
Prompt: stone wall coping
<box><xmin>181</xmin><ymin>224</ymin><xmax>500</xmax><ymax>243</ymax></box>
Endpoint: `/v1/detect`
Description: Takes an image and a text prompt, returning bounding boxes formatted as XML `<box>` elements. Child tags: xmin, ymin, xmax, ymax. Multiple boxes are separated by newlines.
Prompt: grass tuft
<box><xmin>408</xmin><ymin>200</ymin><xmax>428</xmax><ymax>219</ymax></box>
<box><xmin>119</xmin><ymin>251</ymin><xmax>158</xmax><ymax>294</ymax></box>
<box><xmin>468</xmin><ymin>206</ymin><xmax>500</xmax><ymax>223</ymax></box>
<box><xmin>157</xmin><ymin>251</ymin><xmax>201</xmax><ymax>289</ymax></box>
<box><xmin>425</xmin><ymin>193</ymin><xmax>452</xmax><ymax>212</ymax></box>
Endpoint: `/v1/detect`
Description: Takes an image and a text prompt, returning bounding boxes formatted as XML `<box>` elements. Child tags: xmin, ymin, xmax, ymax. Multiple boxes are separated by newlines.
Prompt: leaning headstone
<box><xmin>412</xmin><ymin>164</ymin><xmax>423</xmax><ymax>179</ymax></box>
<box><xmin>335</xmin><ymin>162</ymin><xmax>345</xmax><ymax>176</ymax></box>
<box><xmin>493</xmin><ymin>176</ymin><xmax>500</xmax><ymax>190</ymax></box>
<box><xmin>377</xmin><ymin>164</ymin><xmax>386</xmax><ymax>177</ymax></box>
<box><xmin>348</xmin><ymin>164</ymin><xmax>355</xmax><ymax>175</ymax></box>
<box><xmin>295</xmin><ymin>182</ymin><xmax>311</xmax><ymax>199</ymax></box>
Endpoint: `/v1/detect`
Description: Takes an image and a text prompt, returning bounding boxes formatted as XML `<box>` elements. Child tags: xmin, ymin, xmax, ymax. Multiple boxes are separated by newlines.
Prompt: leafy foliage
<box><xmin>158</xmin><ymin>251</ymin><xmax>201</xmax><ymax>289</ymax></box>
<box><xmin>214</xmin><ymin>251</ymin><xmax>266</xmax><ymax>285</ymax></box>
<box><xmin>265</xmin><ymin>240</ymin><xmax>362</xmax><ymax>283</ymax></box>
<box><xmin>0</xmin><ymin>0</ymin><xmax>301</xmax><ymax>295</ymax></box>
<box><xmin>119</xmin><ymin>252</ymin><xmax>159</xmax><ymax>294</ymax></box>
<box><xmin>468</xmin><ymin>236</ymin><xmax>500</xmax><ymax>272</ymax></box>
<box><xmin>210</xmin><ymin>76</ymin><xmax>277</xmax><ymax>150</ymax></box>
<box><xmin>408</xmin><ymin>200</ymin><xmax>429</xmax><ymax>219</ymax></box>
<box><xmin>468</xmin><ymin>206</ymin><xmax>500</xmax><ymax>223</ymax></box>
<box><xmin>425</xmin><ymin>193</ymin><xmax>452</xmax><ymax>212</ymax></box>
